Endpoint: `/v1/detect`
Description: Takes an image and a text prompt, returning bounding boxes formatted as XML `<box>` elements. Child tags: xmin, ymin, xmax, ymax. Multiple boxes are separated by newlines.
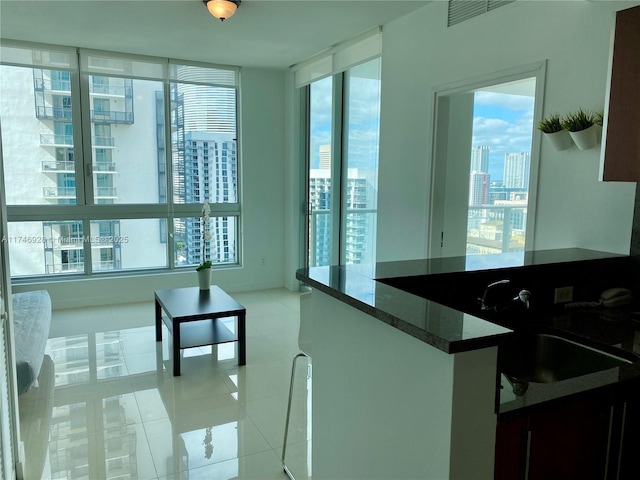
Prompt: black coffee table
<box><xmin>154</xmin><ymin>286</ymin><xmax>246</xmax><ymax>376</ymax></box>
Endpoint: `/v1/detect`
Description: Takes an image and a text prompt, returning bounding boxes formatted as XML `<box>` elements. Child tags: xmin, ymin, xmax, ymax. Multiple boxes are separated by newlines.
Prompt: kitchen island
<box><xmin>297</xmin><ymin>248</ymin><xmax>640</xmax><ymax>479</ymax></box>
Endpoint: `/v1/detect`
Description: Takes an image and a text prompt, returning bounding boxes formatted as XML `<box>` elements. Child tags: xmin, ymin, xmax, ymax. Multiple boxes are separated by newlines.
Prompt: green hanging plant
<box><xmin>561</xmin><ymin>109</ymin><xmax>596</xmax><ymax>132</ymax></box>
<box><xmin>594</xmin><ymin>111</ymin><xmax>604</xmax><ymax>126</ymax></box>
<box><xmin>538</xmin><ymin>113</ymin><xmax>565</xmax><ymax>134</ymax></box>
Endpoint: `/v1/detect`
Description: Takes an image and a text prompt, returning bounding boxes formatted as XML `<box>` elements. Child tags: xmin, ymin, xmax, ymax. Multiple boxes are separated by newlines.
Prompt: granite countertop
<box><xmin>296</xmin><ymin>248</ymin><xmax>640</xmax><ymax>414</ymax></box>
<box><xmin>296</xmin><ymin>264</ymin><xmax>513</xmax><ymax>354</ymax></box>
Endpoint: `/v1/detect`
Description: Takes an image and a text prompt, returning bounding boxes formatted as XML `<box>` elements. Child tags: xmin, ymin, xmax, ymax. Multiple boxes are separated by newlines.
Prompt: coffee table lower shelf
<box><xmin>161</xmin><ymin>316</ymin><xmax>238</xmax><ymax>349</ymax></box>
<box><xmin>154</xmin><ymin>286</ymin><xmax>246</xmax><ymax>376</ymax></box>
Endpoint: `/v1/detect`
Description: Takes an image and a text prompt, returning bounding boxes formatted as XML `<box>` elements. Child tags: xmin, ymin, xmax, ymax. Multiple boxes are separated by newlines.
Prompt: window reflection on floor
<box><xmin>18</xmin><ymin>289</ymin><xmax>310</xmax><ymax>480</ymax></box>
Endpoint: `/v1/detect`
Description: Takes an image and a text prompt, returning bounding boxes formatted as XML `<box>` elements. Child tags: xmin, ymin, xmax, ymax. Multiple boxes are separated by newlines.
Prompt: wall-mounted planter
<box><xmin>569</xmin><ymin>124</ymin><xmax>599</xmax><ymax>150</ymax></box>
<box><xmin>543</xmin><ymin>129</ymin><xmax>573</xmax><ymax>151</ymax></box>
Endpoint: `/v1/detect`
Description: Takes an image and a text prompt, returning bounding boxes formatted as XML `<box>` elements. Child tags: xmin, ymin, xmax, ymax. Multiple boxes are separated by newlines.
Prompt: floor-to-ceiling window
<box><xmin>300</xmin><ymin>30</ymin><xmax>382</xmax><ymax>268</ymax></box>
<box><xmin>342</xmin><ymin>58</ymin><xmax>381</xmax><ymax>266</ymax></box>
<box><xmin>307</xmin><ymin>76</ymin><xmax>334</xmax><ymax>267</ymax></box>
<box><xmin>0</xmin><ymin>41</ymin><xmax>240</xmax><ymax>279</ymax></box>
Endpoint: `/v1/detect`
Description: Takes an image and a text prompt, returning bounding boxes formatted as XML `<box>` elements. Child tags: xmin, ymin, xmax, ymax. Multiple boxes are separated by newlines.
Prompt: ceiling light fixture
<box><xmin>203</xmin><ymin>0</ymin><xmax>241</xmax><ymax>21</ymax></box>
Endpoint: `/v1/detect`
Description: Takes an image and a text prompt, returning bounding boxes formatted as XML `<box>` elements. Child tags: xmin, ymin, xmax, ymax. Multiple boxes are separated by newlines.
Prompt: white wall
<box><xmin>12</xmin><ymin>67</ymin><xmax>288</xmax><ymax>309</ymax></box>
<box><xmin>238</xmin><ymin>67</ymin><xmax>286</xmax><ymax>289</ymax></box>
<box><xmin>377</xmin><ymin>0</ymin><xmax>639</xmax><ymax>261</ymax></box>
<box><xmin>312</xmin><ymin>289</ymin><xmax>498</xmax><ymax>479</ymax></box>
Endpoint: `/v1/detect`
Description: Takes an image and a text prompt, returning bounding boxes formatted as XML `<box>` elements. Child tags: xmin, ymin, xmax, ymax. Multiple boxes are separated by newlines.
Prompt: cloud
<box><xmin>472</xmin><ymin>108</ymin><xmax>534</xmax><ymax>181</ymax></box>
<box><xmin>473</xmin><ymin>114</ymin><xmax>533</xmax><ymax>152</ymax></box>
<box><xmin>309</xmin><ymin>74</ymin><xmax>381</xmax><ymax>168</ymax></box>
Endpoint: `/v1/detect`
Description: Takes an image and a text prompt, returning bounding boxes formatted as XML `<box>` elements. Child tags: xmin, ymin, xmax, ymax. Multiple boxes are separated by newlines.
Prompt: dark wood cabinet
<box><xmin>495</xmin><ymin>383</ymin><xmax>639</xmax><ymax>480</ymax></box>
<box><xmin>496</xmin><ymin>397</ymin><xmax>611</xmax><ymax>480</ymax></box>
<box><xmin>600</xmin><ymin>5</ymin><xmax>640</xmax><ymax>181</ymax></box>
<box><xmin>616</xmin><ymin>388</ymin><xmax>640</xmax><ymax>479</ymax></box>
<box><xmin>494</xmin><ymin>414</ymin><xmax>528</xmax><ymax>479</ymax></box>
<box><xmin>528</xmin><ymin>399</ymin><xmax>610</xmax><ymax>480</ymax></box>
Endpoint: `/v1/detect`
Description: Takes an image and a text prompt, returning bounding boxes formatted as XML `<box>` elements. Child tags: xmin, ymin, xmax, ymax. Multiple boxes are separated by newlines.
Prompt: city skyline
<box><xmin>465</xmin><ymin>84</ymin><xmax>534</xmax><ymax>256</ymax></box>
<box><xmin>472</xmin><ymin>90</ymin><xmax>535</xmax><ymax>181</ymax></box>
<box><xmin>310</xmin><ymin>86</ymin><xmax>534</xmax><ymax>182</ymax></box>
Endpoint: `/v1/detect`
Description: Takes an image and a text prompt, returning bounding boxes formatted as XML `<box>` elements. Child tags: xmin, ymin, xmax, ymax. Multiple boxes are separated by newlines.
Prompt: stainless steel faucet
<box><xmin>516</xmin><ymin>290</ymin><xmax>531</xmax><ymax>310</ymax></box>
<box><xmin>480</xmin><ymin>280</ymin><xmax>531</xmax><ymax>312</ymax></box>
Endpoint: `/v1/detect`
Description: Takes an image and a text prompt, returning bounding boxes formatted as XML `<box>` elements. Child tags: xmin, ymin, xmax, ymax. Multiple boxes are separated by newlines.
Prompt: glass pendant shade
<box><xmin>205</xmin><ymin>0</ymin><xmax>238</xmax><ymax>21</ymax></box>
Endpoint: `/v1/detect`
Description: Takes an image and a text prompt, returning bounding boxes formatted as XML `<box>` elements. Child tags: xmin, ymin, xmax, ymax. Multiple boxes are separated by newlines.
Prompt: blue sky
<box><xmin>309</xmin><ymin>77</ymin><xmax>535</xmax><ymax>182</ymax></box>
<box><xmin>472</xmin><ymin>91</ymin><xmax>535</xmax><ymax>181</ymax></box>
<box><xmin>309</xmin><ymin>65</ymin><xmax>381</xmax><ymax>171</ymax></box>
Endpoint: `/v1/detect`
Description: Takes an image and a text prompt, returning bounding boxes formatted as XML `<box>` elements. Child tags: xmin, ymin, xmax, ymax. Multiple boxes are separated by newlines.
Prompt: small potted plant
<box><xmin>594</xmin><ymin>111</ymin><xmax>604</xmax><ymax>126</ymax></box>
<box><xmin>538</xmin><ymin>113</ymin><xmax>572</xmax><ymax>151</ymax></box>
<box><xmin>561</xmin><ymin>109</ymin><xmax>599</xmax><ymax>150</ymax></box>
<box><xmin>593</xmin><ymin>111</ymin><xmax>604</xmax><ymax>138</ymax></box>
<box><xmin>196</xmin><ymin>201</ymin><xmax>212</xmax><ymax>290</ymax></box>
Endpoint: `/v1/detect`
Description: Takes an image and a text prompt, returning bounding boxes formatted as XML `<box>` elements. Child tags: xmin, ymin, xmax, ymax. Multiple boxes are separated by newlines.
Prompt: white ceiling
<box><xmin>0</xmin><ymin>0</ymin><xmax>430</xmax><ymax>69</ymax></box>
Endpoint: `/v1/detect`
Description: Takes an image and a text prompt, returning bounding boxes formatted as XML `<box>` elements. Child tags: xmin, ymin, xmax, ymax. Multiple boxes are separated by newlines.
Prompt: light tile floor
<box><xmin>18</xmin><ymin>288</ymin><xmax>311</xmax><ymax>480</ymax></box>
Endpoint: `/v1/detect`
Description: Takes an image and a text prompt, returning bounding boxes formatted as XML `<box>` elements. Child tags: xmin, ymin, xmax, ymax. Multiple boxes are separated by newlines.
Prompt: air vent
<box><xmin>448</xmin><ymin>0</ymin><xmax>515</xmax><ymax>27</ymax></box>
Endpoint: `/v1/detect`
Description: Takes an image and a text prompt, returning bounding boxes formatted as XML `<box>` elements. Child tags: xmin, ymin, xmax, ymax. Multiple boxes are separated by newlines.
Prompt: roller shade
<box><xmin>293</xmin><ymin>27</ymin><xmax>382</xmax><ymax>88</ymax></box>
<box><xmin>169</xmin><ymin>63</ymin><xmax>238</xmax><ymax>87</ymax></box>
<box><xmin>80</xmin><ymin>50</ymin><xmax>166</xmax><ymax>81</ymax></box>
<box><xmin>81</xmin><ymin>51</ymin><xmax>238</xmax><ymax>86</ymax></box>
<box><xmin>0</xmin><ymin>41</ymin><xmax>76</xmax><ymax>69</ymax></box>
<box><xmin>0</xmin><ymin>42</ymin><xmax>239</xmax><ymax>87</ymax></box>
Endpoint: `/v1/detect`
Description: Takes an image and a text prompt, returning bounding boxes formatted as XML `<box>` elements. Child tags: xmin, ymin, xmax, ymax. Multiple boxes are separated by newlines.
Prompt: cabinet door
<box><xmin>528</xmin><ymin>398</ymin><xmax>611</xmax><ymax>480</ymax></box>
<box><xmin>496</xmin><ymin>397</ymin><xmax>614</xmax><ymax>480</ymax></box>
<box><xmin>617</xmin><ymin>388</ymin><xmax>640</xmax><ymax>480</ymax></box>
<box><xmin>495</xmin><ymin>415</ymin><xmax>529</xmax><ymax>480</ymax></box>
<box><xmin>600</xmin><ymin>5</ymin><xmax>640</xmax><ymax>181</ymax></box>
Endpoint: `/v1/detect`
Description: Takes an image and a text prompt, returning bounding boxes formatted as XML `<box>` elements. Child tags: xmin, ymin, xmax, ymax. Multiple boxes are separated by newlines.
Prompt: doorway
<box><xmin>429</xmin><ymin>63</ymin><xmax>545</xmax><ymax>264</ymax></box>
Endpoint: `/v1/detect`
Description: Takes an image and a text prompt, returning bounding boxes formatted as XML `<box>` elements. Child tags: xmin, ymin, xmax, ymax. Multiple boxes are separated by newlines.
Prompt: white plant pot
<box><xmin>197</xmin><ymin>267</ymin><xmax>212</xmax><ymax>290</ymax></box>
<box><xmin>543</xmin><ymin>130</ymin><xmax>573</xmax><ymax>151</ymax></box>
<box><xmin>569</xmin><ymin>124</ymin><xmax>599</xmax><ymax>150</ymax></box>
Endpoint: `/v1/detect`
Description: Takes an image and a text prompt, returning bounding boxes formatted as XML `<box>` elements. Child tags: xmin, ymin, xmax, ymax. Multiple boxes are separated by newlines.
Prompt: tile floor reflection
<box><xmin>18</xmin><ymin>288</ymin><xmax>311</xmax><ymax>480</ymax></box>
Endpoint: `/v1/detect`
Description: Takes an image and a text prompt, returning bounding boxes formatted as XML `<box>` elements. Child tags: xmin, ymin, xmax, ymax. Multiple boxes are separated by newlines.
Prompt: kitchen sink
<box><xmin>499</xmin><ymin>331</ymin><xmax>637</xmax><ymax>385</ymax></box>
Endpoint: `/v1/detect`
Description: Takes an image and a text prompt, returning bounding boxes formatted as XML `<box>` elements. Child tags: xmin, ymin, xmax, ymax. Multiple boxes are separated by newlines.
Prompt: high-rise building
<box><xmin>308</xmin><ymin>144</ymin><xmax>377</xmax><ymax>266</ymax></box>
<box><xmin>471</xmin><ymin>145</ymin><xmax>490</xmax><ymax>173</ymax></box>
<box><xmin>503</xmin><ymin>152</ymin><xmax>531</xmax><ymax>189</ymax></box>
<box><xmin>3</xmin><ymin>68</ymin><xmax>139</xmax><ymax>274</ymax></box>
<box><xmin>0</xmin><ymin>62</ymin><xmax>237</xmax><ymax>276</ymax></box>
<box><xmin>343</xmin><ymin>169</ymin><xmax>377</xmax><ymax>265</ymax></box>
<box><xmin>319</xmin><ymin>144</ymin><xmax>331</xmax><ymax>169</ymax></box>
<box><xmin>469</xmin><ymin>171</ymin><xmax>490</xmax><ymax>206</ymax></box>
<box><xmin>170</xmin><ymin>78</ymin><xmax>237</xmax><ymax>268</ymax></box>
<box><xmin>181</xmin><ymin>132</ymin><xmax>237</xmax><ymax>266</ymax></box>
<box><xmin>308</xmin><ymin>168</ymin><xmax>332</xmax><ymax>266</ymax></box>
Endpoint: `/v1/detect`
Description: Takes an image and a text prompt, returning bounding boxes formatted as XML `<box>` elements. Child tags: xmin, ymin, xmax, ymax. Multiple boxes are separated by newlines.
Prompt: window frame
<box><xmin>428</xmin><ymin>61</ymin><xmax>547</xmax><ymax>259</ymax></box>
<box><xmin>0</xmin><ymin>40</ymin><xmax>242</xmax><ymax>280</ymax></box>
<box><xmin>302</xmin><ymin>56</ymin><xmax>382</xmax><ymax>268</ymax></box>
